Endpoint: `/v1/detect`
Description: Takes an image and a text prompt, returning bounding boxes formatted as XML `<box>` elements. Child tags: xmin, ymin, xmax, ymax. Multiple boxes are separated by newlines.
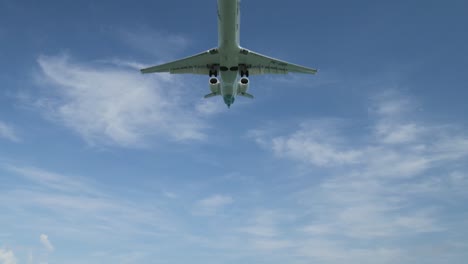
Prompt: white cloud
<box><xmin>1</xmin><ymin>165</ymin><xmax>175</xmax><ymax>240</ymax></box>
<box><xmin>162</xmin><ymin>191</ymin><xmax>177</xmax><ymax>199</ymax></box>
<box><xmin>235</xmin><ymin>210</ymin><xmax>300</xmax><ymax>253</ymax></box>
<box><xmin>375</xmin><ymin>122</ymin><xmax>423</xmax><ymax>144</ymax></box>
<box><xmin>0</xmin><ymin>121</ymin><xmax>20</xmax><ymax>142</ymax></box>
<box><xmin>5</xmin><ymin>165</ymin><xmax>96</xmax><ymax>194</ymax></box>
<box><xmin>40</xmin><ymin>234</ymin><xmax>54</xmax><ymax>252</ymax></box>
<box><xmin>371</xmin><ymin>91</ymin><xmax>412</xmax><ymax>116</ymax></box>
<box><xmin>250</xmin><ymin>120</ymin><xmax>365</xmax><ymax>167</ymax></box>
<box><xmin>249</xmin><ymin>91</ymin><xmax>468</xmax><ymax>256</ymax></box>
<box><xmin>195</xmin><ymin>99</ymin><xmax>225</xmax><ymax>116</ymax></box>
<box><xmin>34</xmin><ymin>54</ymin><xmax>212</xmax><ymax>147</ymax></box>
<box><xmin>271</xmin><ymin>130</ymin><xmax>363</xmax><ymax>167</ymax></box>
<box><xmin>301</xmin><ymin>185</ymin><xmax>442</xmax><ymax>239</ymax></box>
<box><xmin>250</xmin><ymin>93</ymin><xmax>468</xmax><ymax>176</ymax></box>
<box><xmin>0</xmin><ymin>249</ymin><xmax>17</xmax><ymax>264</ymax></box>
<box><xmin>237</xmin><ymin>210</ymin><xmax>283</xmax><ymax>237</ymax></box>
<box><xmin>198</xmin><ymin>194</ymin><xmax>233</xmax><ymax>208</ymax></box>
<box><xmin>97</xmin><ymin>58</ymin><xmax>147</xmax><ymax>71</ymax></box>
<box><xmin>194</xmin><ymin>194</ymin><xmax>233</xmax><ymax>215</ymax></box>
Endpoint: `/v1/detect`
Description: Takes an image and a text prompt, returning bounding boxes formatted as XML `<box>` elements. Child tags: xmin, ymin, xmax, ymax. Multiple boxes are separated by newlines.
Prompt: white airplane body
<box><xmin>141</xmin><ymin>0</ymin><xmax>317</xmax><ymax>108</ymax></box>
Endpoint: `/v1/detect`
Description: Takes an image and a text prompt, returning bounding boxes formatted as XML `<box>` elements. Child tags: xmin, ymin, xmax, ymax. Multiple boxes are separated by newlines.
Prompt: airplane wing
<box><xmin>239</xmin><ymin>49</ymin><xmax>317</xmax><ymax>75</ymax></box>
<box><xmin>140</xmin><ymin>49</ymin><xmax>220</xmax><ymax>75</ymax></box>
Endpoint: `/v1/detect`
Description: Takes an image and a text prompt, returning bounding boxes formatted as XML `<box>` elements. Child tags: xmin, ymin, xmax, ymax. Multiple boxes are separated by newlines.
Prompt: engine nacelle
<box><xmin>238</xmin><ymin>77</ymin><xmax>249</xmax><ymax>93</ymax></box>
<box><xmin>209</xmin><ymin>77</ymin><xmax>220</xmax><ymax>93</ymax></box>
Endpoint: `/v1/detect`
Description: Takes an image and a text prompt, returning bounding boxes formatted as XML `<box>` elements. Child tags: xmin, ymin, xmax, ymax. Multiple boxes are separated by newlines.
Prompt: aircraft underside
<box><xmin>207</xmin><ymin>63</ymin><xmax>252</xmax><ymax>108</ymax></box>
<box><xmin>140</xmin><ymin>0</ymin><xmax>317</xmax><ymax>108</ymax></box>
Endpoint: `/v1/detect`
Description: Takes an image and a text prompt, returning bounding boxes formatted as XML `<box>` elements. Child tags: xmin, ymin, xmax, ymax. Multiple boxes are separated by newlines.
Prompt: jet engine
<box><xmin>209</xmin><ymin>77</ymin><xmax>220</xmax><ymax>93</ymax></box>
<box><xmin>238</xmin><ymin>77</ymin><xmax>249</xmax><ymax>93</ymax></box>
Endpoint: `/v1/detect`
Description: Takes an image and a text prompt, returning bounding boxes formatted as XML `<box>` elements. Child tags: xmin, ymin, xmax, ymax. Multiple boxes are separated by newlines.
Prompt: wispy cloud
<box><xmin>237</xmin><ymin>210</ymin><xmax>296</xmax><ymax>252</ymax></box>
<box><xmin>33</xmin><ymin>54</ymin><xmax>213</xmax><ymax>147</ymax></box>
<box><xmin>250</xmin><ymin>92</ymin><xmax>468</xmax><ymax>176</ymax></box>
<box><xmin>162</xmin><ymin>191</ymin><xmax>178</xmax><ymax>199</ymax></box>
<box><xmin>4</xmin><ymin>165</ymin><xmax>96</xmax><ymax>194</ymax></box>
<box><xmin>39</xmin><ymin>234</ymin><xmax>54</xmax><ymax>252</ymax></box>
<box><xmin>270</xmin><ymin>126</ymin><xmax>363</xmax><ymax>167</ymax></box>
<box><xmin>0</xmin><ymin>164</ymin><xmax>175</xmax><ymax>240</ymax></box>
<box><xmin>195</xmin><ymin>99</ymin><xmax>226</xmax><ymax>116</ymax></box>
<box><xmin>194</xmin><ymin>194</ymin><xmax>233</xmax><ymax>215</ymax></box>
<box><xmin>0</xmin><ymin>121</ymin><xmax>20</xmax><ymax>142</ymax></box>
<box><xmin>238</xmin><ymin>210</ymin><xmax>281</xmax><ymax>237</ymax></box>
<box><xmin>248</xmin><ymin>91</ymin><xmax>468</xmax><ymax>262</ymax></box>
<box><xmin>0</xmin><ymin>248</ymin><xmax>17</xmax><ymax>264</ymax></box>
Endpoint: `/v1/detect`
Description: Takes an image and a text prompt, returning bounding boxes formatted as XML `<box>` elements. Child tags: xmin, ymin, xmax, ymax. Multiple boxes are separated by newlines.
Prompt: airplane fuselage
<box><xmin>140</xmin><ymin>0</ymin><xmax>317</xmax><ymax>107</ymax></box>
<box><xmin>217</xmin><ymin>0</ymin><xmax>241</xmax><ymax>107</ymax></box>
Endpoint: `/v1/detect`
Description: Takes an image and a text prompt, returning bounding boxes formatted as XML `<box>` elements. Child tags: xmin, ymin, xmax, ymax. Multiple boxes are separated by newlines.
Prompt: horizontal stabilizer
<box><xmin>238</xmin><ymin>92</ymin><xmax>254</xmax><ymax>99</ymax></box>
<box><xmin>204</xmin><ymin>92</ymin><xmax>220</xmax><ymax>99</ymax></box>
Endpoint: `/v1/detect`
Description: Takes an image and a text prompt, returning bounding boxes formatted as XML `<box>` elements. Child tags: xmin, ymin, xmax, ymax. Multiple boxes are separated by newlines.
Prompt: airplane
<box><xmin>140</xmin><ymin>0</ymin><xmax>317</xmax><ymax>108</ymax></box>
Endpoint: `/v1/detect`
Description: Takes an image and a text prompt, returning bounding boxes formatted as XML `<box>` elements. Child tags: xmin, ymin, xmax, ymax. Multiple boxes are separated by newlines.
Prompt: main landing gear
<box><xmin>208</xmin><ymin>64</ymin><xmax>219</xmax><ymax>77</ymax></box>
<box><xmin>209</xmin><ymin>69</ymin><xmax>218</xmax><ymax>77</ymax></box>
<box><xmin>209</xmin><ymin>64</ymin><xmax>249</xmax><ymax>77</ymax></box>
<box><xmin>239</xmin><ymin>64</ymin><xmax>249</xmax><ymax>77</ymax></box>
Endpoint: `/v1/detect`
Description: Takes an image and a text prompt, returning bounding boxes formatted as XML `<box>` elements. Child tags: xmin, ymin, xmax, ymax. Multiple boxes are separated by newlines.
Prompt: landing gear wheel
<box><xmin>209</xmin><ymin>70</ymin><xmax>218</xmax><ymax>77</ymax></box>
<box><xmin>240</xmin><ymin>70</ymin><xmax>249</xmax><ymax>78</ymax></box>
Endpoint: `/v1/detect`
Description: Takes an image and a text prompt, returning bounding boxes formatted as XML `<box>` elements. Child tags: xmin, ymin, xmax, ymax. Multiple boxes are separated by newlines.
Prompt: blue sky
<box><xmin>1</xmin><ymin>0</ymin><xmax>468</xmax><ymax>263</ymax></box>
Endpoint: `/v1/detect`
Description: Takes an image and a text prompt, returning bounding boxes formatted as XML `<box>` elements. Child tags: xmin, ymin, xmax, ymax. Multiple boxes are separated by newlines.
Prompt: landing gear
<box><xmin>239</xmin><ymin>64</ymin><xmax>249</xmax><ymax>77</ymax></box>
<box><xmin>209</xmin><ymin>70</ymin><xmax>218</xmax><ymax>77</ymax></box>
<box><xmin>208</xmin><ymin>64</ymin><xmax>219</xmax><ymax>77</ymax></box>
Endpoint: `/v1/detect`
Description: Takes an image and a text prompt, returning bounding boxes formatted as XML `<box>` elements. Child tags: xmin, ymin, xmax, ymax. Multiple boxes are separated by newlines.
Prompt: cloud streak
<box><xmin>194</xmin><ymin>194</ymin><xmax>233</xmax><ymax>215</ymax></box>
<box><xmin>34</xmin><ymin>54</ymin><xmax>212</xmax><ymax>147</ymax></box>
<box><xmin>0</xmin><ymin>121</ymin><xmax>20</xmax><ymax>142</ymax></box>
<box><xmin>0</xmin><ymin>164</ymin><xmax>175</xmax><ymax>242</ymax></box>
<box><xmin>248</xmin><ymin>91</ymin><xmax>468</xmax><ymax>262</ymax></box>
<box><xmin>4</xmin><ymin>165</ymin><xmax>97</xmax><ymax>194</ymax></box>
